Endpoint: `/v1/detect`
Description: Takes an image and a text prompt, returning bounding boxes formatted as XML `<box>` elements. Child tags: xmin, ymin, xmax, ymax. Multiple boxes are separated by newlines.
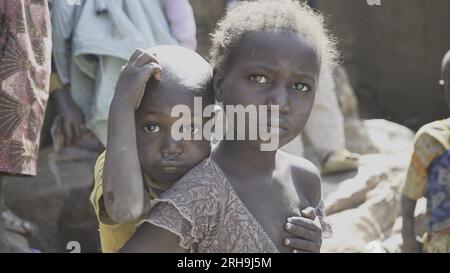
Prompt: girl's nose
<box><xmin>267</xmin><ymin>84</ymin><xmax>290</xmax><ymax>115</ymax></box>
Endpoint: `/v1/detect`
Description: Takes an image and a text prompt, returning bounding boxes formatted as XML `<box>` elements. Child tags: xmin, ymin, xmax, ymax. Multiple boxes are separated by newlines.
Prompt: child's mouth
<box><xmin>157</xmin><ymin>162</ymin><xmax>187</xmax><ymax>173</ymax></box>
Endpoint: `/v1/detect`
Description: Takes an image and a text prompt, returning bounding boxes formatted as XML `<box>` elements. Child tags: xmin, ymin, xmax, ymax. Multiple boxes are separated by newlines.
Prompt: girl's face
<box><xmin>214</xmin><ymin>31</ymin><xmax>320</xmax><ymax>148</ymax></box>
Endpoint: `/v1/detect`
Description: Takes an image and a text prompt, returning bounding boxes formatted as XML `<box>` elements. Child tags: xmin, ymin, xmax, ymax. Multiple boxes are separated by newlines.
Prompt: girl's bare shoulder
<box><xmin>277</xmin><ymin>150</ymin><xmax>321</xmax><ymax>206</ymax></box>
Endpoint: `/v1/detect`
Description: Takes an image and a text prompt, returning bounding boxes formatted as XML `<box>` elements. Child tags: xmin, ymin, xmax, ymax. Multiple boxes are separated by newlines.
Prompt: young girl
<box><xmin>122</xmin><ymin>0</ymin><xmax>336</xmax><ymax>253</ymax></box>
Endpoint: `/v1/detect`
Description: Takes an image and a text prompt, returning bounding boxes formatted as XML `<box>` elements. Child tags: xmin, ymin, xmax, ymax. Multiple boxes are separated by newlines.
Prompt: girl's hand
<box><xmin>284</xmin><ymin>207</ymin><xmax>323</xmax><ymax>253</ymax></box>
<box><xmin>113</xmin><ymin>48</ymin><xmax>162</xmax><ymax>110</ymax></box>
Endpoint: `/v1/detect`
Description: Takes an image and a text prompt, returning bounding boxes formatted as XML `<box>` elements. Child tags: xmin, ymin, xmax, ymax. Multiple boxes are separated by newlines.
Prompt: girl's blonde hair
<box><xmin>210</xmin><ymin>0</ymin><xmax>339</xmax><ymax>93</ymax></box>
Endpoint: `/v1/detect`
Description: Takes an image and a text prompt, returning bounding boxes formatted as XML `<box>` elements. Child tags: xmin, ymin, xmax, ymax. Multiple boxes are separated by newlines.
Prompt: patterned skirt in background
<box><xmin>0</xmin><ymin>0</ymin><xmax>51</xmax><ymax>176</ymax></box>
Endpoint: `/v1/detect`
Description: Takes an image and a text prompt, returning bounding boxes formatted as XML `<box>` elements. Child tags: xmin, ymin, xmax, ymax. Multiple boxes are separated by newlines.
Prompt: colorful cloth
<box><xmin>423</xmin><ymin>232</ymin><xmax>450</xmax><ymax>253</ymax></box>
<box><xmin>145</xmin><ymin>157</ymin><xmax>331</xmax><ymax>253</ymax></box>
<box><xmin>161</xmin><ymin>0</ymin><xmax>197</xmax><ymax>50</ymax></box>
<box><xmin>90</xmin><ymin>151</ymin><xmax>171</xmax><ymax>253</ymax></box>
<box><xmin>0</xmin><ymin>0</ymin><xmax>51</xmax><ymax>176</ymax></box>
<box><xmin>426</xmin><ymin>149</ymin><xmax>450</xmax><ymax>233</ymax></box>
<box><xmin>403</xmin><ymin>118</ymin><xmax>450</xmax><ymax>253</ymax></box>
<box><xmin>404</xmin><ymin>119</ymin><xmax>450</xmax><ymax>200</ymax></box>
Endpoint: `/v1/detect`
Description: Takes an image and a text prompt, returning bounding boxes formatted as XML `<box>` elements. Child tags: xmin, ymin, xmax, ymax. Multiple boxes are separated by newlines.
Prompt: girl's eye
<box><xmin>293</xmin><ymin>83</ymin><xmax>310</xmax><ymax>92</ymax></box>
<box><xmin>144</xmin><ymin>124</ymin><xmax>160</xmax><ymax>133</ymax></box>
<box><xmin>183</xmin><ymin>124</ymin><xmax>200</xmax><ymax>134</ymax></box>
<box><xmin>249</xmin><ymin>74</ymin><xmax>269</xmax><ymax>84</ymax></box>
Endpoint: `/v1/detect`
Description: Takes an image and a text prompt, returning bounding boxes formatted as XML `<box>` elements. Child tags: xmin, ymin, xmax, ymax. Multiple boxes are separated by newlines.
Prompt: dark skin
<box><xmin>51</xmin><ymin>86</ymin><xmax>85</xmax><ymax>147</ymax></box>
<box><xmin>440</xmin><ymin>59</ymin><xmax>450</xmax><ymax>108</ymax></box>
<box><xmin>401</xmin><ymin>195</ymin><xmax>422</xmax><ymax>253</ymax></box>
<box><xmin>401</xmin><ymin>54</ymin><xmax>450</xmax><ymax>253</ymax></box>
<box><xmin>122</xmin><ymin>32</ymin><xmax>323</xmax><ymax>253</ymax></box>
<box><xmin>102</xmin><ymin>49</ymin><xmax>211</xmax><ymax>224</ymax></box>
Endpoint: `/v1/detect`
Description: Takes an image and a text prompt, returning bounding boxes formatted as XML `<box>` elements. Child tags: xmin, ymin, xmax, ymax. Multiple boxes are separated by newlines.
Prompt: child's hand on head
<box><xmin>284</xmin><ymin>207</ymin><xmax>323</xmax><ymax>253</ymax></box>
<box><xmin>114</xmin><ymin>48</ymin><xmax>162</xmax><ymax>110</ymax></box>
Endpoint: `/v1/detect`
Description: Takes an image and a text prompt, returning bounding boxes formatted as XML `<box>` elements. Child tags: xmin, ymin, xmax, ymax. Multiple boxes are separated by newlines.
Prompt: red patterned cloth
<box><xmin>0</xmin><ymin>0</ymin><xmax>51</xmax><ymax>176</ymax></box>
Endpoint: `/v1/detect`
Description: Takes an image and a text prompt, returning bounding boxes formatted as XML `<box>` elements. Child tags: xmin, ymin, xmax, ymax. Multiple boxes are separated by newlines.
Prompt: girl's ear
<box><xmin>213</xmin><ymin>68</ymin><xmax>225</xmax><ymax>102</ymax></box>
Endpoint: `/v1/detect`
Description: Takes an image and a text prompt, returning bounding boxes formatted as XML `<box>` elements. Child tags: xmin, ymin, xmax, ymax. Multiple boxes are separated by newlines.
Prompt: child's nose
<box><xmin>266</xmin><ymin>84</ymin><xmax>290</xmax><ymax>115</ymax></box>
<box><xmin>160</xmin><ymin>138</ymin><xmax>183</xmax><ymax>158</ymax></box>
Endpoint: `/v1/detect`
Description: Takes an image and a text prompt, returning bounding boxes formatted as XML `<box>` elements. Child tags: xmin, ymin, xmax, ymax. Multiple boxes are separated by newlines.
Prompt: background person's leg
<box><xmin>0</xmin><ymin>177</ymin><xmax>30</xmax><ymax>253</ymax></box>
<box><xmin>304</xmin><ymin>80</ymin><xmax>346</xmax><ymax>161</ymax></box>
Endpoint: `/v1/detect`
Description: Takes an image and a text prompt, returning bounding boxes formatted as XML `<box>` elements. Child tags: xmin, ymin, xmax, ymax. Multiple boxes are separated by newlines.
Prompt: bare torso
<box><xmin>226</xmin><ymin>150</ymin><xmax>320</xmax><ymax>252</ymax></box>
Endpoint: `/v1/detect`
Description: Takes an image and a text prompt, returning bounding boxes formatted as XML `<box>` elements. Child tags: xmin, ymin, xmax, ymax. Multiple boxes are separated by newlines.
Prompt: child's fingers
<box><xmin>134</xmin><ymin>52</ymin><xmax>159</xmax><ymax>68</ymax></box>
<box><xmin>284</xmin><ymin>238</ymin><xmax>321</xmax><ymax>252</ymax></box>
<box><xmin>287</xmin><ymin>216</ymin><xmax>321</xmax><ymax>232</ymax></box>
<box><xmin>301</xmin><ymin>207</ymin><xmax>316</xmax><ymax>220</ymax></box>
<box><xmin>285</xmin><ymin>222</ymin><xmax>321</xmax><ymax>241</ymax></box>
<box><xmin>63</xmin><ymin>122</ymin><xmax>73</xmax><ymax>147</ymax></box>
<box><xmin>72</xmin><ymin>122</ymin><xmax>82</xmax><ymax>141</ymax></box>
<box><xmin>140</xmin><ymin>63</ymin><xmax>163</xmax><ymax>81</ymax></box>
<box><xmin>129</xmin><ymin>48</ymin><xmax>144</xmax><ymax>65</ymax></box>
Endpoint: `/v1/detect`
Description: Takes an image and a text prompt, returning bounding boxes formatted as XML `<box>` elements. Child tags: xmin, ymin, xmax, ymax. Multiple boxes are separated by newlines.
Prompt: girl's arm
<box><xmin>283</xmin><ymin>153</ymin><xmax>324</xmax><ymax>252</ymax></box>
<box><xmin>161</xmin><ymin>0</ymin><xmax>197</xmax><ymax>50</ymax></box>
<box><xmin>103</xmin><ymin>49</ymin><xmax>162</xmax><ymax>224</ymax></box>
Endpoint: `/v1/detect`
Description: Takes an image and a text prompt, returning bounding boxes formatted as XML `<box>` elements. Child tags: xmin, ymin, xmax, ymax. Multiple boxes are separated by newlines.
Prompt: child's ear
<box><xmin>213</xmin><ymin>68</ymin><xmax>225</xmax><ymax>102</ymax></box>
<box><xmin>439</xmin><ymin>79</ymin><xmax>445</xmax><ymax>96</ymax></box>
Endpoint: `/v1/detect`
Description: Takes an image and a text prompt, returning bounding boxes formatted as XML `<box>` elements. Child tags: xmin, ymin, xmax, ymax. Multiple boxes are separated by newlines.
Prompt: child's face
<box><xmin>135</xmin><ymin>81</ymin><xmax>211</xmax><ymax>183</ymax></box>
<box><xmin>214</xmin><ymin>31</ymin><xmax>320</xmax><ymax>147</ymax></box>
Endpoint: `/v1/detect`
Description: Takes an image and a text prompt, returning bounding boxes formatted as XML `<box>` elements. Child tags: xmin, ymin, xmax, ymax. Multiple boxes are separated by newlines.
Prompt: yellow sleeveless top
<box><xmin>90</xmin><ymin>151</ymin><xmax>170</xmax><ymax>253</ymax></box>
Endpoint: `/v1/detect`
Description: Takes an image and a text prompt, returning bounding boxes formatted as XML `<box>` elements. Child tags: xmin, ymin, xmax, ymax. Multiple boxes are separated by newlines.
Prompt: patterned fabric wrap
<box><xmin>0</xmin><ymin>0</ymin><xmax>51</xmax><ymax>176</ymax></box>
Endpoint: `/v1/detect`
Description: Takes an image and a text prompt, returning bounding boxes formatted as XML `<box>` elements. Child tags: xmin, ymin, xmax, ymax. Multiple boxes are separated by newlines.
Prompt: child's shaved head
<box><xmin>441</xmin><ymin>50</ymin><xmax>450</xmax><ymax>108</ymax></box>
<box><xmin>442</xmin><ymin>50</ymin><xmax>450</xmax><ymax>79</ymax></box>
<box><xmin>143</xmin><ymin>46</ymin><xmax>213</xmax><ymax>101</ymax></box>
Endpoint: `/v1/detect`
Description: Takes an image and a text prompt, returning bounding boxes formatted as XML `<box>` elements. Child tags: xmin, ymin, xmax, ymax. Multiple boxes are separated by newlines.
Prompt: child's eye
<box><xmin>144</xmin><ymin>124</ymin><xmax>160</xmax><ymax>133</ymax></box>
<box><xmin>249</xmin><ymin>74</ymin><xmax>269</xmax><ymax>84</ymax></box>
<box><xmin>293</xmin><ymin>82</ymin><xmax>310</xmax><ymax>92</ymax></box>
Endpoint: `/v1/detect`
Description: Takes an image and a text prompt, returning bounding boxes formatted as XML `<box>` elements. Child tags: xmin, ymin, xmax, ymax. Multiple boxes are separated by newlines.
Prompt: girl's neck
<box><xmin>212</xmin><ymin>140</ymin><xmax>277</xmax><ymax>180</ymax></box>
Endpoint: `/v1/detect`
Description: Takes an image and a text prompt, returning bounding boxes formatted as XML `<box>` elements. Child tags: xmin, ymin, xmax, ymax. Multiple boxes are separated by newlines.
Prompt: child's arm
<box><xmin>103</xmin><ymin>49</ymin><xmax>162</xmax><ymax>224</ymax></box>
<box><xmin>401</xmin><ymin>194</ymin><xmax>422</xmax><ymax>253</ymax></box>
<box><xmin>161</xmin><ymin>0</ymin><xmax>197</xmax><ymax>50</ymax></box>
<box><xmin>121</xmin><ymin>222</ymin><xmax>184</xmax><ymax>253</ymax></box>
